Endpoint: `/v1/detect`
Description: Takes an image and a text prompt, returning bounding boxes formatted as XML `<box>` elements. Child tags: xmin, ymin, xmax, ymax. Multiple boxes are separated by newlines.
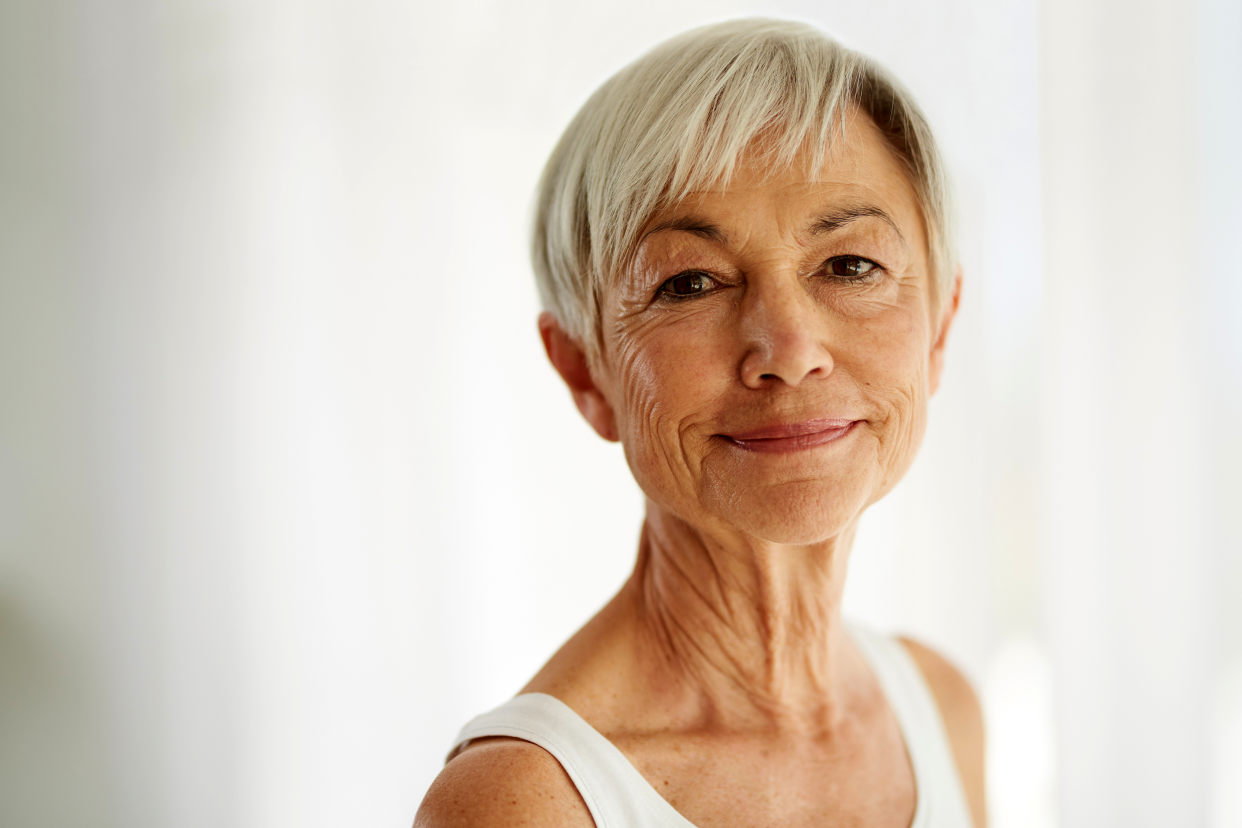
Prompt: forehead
<box><xmin>640</xmin><ymin>112</ymin><xmax>926</xmax><ymax>251</ymax></box>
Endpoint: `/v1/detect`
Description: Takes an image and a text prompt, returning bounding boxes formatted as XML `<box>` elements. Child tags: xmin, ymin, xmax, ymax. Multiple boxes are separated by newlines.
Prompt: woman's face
<box><xmin>575</xmin><ymin>114</ymin><xmax>956</xmax><ymax>546</ymax></box>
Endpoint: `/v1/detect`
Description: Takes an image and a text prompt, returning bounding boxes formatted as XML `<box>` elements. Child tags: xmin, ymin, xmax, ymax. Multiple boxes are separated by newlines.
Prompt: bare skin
<box><xmin>416</xmin><ymin>112</ymin><xmax>984</xmax><ymax>828</ymax></box>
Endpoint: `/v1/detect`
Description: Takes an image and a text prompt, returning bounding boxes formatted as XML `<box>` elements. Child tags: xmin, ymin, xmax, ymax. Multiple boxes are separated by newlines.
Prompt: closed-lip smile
<box><xmin>721</xmin><ymin>418</ymin><xmax>860</xmax><ymax>453</ymax></box>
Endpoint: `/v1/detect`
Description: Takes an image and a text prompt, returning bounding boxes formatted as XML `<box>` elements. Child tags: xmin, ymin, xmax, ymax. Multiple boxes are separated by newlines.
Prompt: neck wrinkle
<box><xmin>630</xmin><ymin>504</ymin><xmax>860</xmax><ymax>733</ymax></box>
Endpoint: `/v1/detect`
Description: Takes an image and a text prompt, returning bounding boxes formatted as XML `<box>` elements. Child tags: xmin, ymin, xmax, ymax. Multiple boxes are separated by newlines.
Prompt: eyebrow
<box><xmin>642</xmin><ymin>215</ymin><xmax>729</xmax><ymax>244</ymax></box>
<box><xmin>810</xmin><ymin>205</ymin><xmax>906</xmax><ymax>242</ymax></box>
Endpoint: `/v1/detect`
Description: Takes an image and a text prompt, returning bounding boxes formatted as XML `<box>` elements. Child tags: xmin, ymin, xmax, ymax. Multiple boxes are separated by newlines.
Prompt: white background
<box><xmin>1</xmin><ymin>1</ymin><xmax>1239</xmax><ymax>826</ymax></box>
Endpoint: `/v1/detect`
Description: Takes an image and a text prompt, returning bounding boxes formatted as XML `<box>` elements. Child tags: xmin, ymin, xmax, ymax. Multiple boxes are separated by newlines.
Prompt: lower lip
<box><xmin>724</xmin><ymin>421</ymin><xmax>860</xmax><ymax>453</ymax></box>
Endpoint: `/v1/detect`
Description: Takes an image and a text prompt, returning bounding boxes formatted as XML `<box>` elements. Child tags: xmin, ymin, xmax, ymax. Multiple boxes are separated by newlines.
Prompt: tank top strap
<box><xmin>449</xmin><ymin>693</ymin><xmax>694</xmax><ymax>828</ymax></box>
<box><xmin>449</xmin><ymin>625</ymin><xmax>972</xmax><ymax>828</ymax></box>
<box><xmin>848</xmin><ymin>623</ymin><xmax>974</xmax><ymax>828</ymax></box>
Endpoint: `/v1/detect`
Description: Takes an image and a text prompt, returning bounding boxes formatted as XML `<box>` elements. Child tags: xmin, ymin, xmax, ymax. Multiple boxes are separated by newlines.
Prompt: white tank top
<box><xmin>449</xmin><ymin>624</ymin><xmax>974</xmax><ymax>828</ymax></box>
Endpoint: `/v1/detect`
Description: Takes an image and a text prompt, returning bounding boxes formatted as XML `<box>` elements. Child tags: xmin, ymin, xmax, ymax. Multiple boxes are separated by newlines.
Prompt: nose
<box><xmin>738</xmin><ymin>276</ymin><xmax>834</xmax><ymax>388</ymax></box>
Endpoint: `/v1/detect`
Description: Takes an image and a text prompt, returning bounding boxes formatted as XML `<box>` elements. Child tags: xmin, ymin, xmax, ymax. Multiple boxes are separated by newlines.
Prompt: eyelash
<box><xmin>655</xmin><ymin>256</ymin><xmax>884</xmax><ymax>301</ymax></box>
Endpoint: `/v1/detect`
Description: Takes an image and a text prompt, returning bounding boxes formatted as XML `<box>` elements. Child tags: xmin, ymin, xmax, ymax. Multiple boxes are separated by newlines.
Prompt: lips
<box><xmin>721</xmin><ymin>418</ymin><xmax>860</xmax><ymax>453</ymax></box>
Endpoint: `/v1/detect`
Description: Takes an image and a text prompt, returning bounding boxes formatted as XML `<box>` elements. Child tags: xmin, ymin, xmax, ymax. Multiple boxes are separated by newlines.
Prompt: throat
<box><xmin>625</xmin><ymin>509</ymin><xmax>865</xmax><ymax>731</ymax></box>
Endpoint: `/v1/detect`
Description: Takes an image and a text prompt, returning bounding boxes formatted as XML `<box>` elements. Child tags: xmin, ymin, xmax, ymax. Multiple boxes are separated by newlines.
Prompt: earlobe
<box><xmin>538</xmin><ymin>312</ymin><xmax>620</xmax><ymax>442</ymax></box>
<box><xmin>928</xmin><ymin>269</ymin><xmax>962</xmax><ymax>396</ymax></box>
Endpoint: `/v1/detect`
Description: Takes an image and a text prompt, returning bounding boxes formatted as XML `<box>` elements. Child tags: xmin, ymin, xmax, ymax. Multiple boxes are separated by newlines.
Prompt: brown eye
<box><xmin>828</xmin><ymin>256</ymin><xmax>879</xmax><ymax>280</ymax></box>
<box><xmin>660</xmin><ymin>271</ymin><xmax>715</xmax><ymax>297</ymax></box>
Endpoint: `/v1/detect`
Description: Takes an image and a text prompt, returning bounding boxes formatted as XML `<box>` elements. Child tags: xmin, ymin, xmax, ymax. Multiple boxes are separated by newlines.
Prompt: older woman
<box><xmin>417</xmin><ymin>18</ymin><xmax>984</xmax><ymax>828</ymax></box>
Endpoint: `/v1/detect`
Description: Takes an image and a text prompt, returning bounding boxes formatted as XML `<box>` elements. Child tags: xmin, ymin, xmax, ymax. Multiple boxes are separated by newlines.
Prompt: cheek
<box><xmin>608</xmin><ymin>318</ymin><xmax>733</xmax><ymax>494</ymax></box>
<box><xmin>865</xmin><ymin>312</ymin><xmax>929</xmax><ymax>385</ymax></box>
<box><xmin>843</xmin><ymin>311</ymin><xmax>932</xmax><ymax>482</ymax></box>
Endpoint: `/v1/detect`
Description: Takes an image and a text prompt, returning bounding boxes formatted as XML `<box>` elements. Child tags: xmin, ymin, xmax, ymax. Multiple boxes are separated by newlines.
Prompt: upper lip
<box><xmin>722</xmin><ymin>418</ymin><xmax>859</xmax><ymax>441</ymax></box>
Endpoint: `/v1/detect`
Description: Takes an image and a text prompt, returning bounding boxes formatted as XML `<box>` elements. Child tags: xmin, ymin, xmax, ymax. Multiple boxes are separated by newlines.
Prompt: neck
<box><xmin>623</xmin><ymin>501</ymin><xmax>862</xmax><ymax>731</ymax></box>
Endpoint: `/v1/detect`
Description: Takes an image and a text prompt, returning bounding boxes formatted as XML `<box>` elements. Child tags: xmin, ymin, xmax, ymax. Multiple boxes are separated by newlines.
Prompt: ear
<box><xmin>928</xmin><ymin>268</ymin><xmax>962</xmax><ymax>396</ymax></box>
<box><xmin>538</xmin><ymin>312</ymin><xmax>619</xmax><ymax>442</ymax></box>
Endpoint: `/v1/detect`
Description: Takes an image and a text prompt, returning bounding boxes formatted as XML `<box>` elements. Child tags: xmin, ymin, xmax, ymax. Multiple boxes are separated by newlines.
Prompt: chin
<box><xmin>711</xmin><ymin>479</ymin><xmax>870</xmax><ymax>546</ymax></box>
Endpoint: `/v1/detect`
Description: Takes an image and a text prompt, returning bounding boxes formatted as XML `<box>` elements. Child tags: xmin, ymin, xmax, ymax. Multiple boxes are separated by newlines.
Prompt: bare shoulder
<box><xmin>413</xmin><ymin>738</ymin><xmax>594</xmax><ymax>828</ymax></box>
<box><xmin>897</xmin><ymin>637</ymin><xmax>988</xmax><ymax>828</ymax></box>
<box><xmin>896</xmin><ymin>637</ymin><xmax>983</xmax><ymax>735</ymax></box>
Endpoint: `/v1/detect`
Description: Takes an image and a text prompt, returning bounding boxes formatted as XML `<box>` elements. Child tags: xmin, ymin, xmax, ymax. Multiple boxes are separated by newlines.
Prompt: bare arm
<box><xmin>899</xmin><ymin>638</ymin><xmax>987</xmax><ymax>828</ymax></box>
<box><xmin>414</xmin><ymin>738</ymin><xmax>594</xmax><ymax>828</ymax></box>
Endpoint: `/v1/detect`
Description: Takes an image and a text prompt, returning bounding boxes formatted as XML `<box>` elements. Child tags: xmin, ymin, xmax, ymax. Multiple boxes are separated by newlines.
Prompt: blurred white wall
<box><xmin>1040</xmin><ymin>1</ymin><xmax>1241</xmax><ymax>825</ymax></box>
<box><xmin>0</xmin><ymin>1</ymin><xmax>1237</xmax><ymax>827</ymax></box>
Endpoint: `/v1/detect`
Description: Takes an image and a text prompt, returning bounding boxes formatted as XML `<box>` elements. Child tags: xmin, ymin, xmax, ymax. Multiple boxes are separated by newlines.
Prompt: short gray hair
<box><xmin>532</xmin><ymin>18</ymin><xmax>955</xmax><ymax>348</ymax></box>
